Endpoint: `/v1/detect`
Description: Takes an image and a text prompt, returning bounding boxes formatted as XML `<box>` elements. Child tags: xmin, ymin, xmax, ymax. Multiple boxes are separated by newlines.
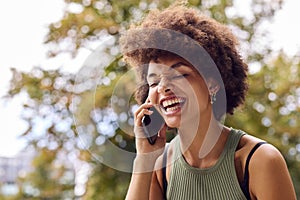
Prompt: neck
<box><xmin>178</xmin><ymin>112</ymin><xmax>229</xmax><ymax>168</ymax></box>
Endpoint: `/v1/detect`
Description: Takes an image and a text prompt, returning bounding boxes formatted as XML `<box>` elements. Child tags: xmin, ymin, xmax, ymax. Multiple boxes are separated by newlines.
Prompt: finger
<box><xmin>135</xmin><ymin>108</ymin><xmax>153</xmax><ymax>126</ymax></box>
<box><xmin>134</xmin><ymin>102</ymin><xmax>153</xmax><ymax>118</ymax></box>
<box><xmin>136</xmin><ymin>109</ymin><xmax>150</xmax><ymax>121</ymax></box>
<box><xmin>145</xmin><ymin>96</ymin><xmax>151</xmax><ymax>103</ymax></box>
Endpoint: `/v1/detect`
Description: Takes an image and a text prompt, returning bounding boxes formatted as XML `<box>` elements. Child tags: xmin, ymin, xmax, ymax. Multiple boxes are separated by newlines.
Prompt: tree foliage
<box><xmin>2</xmin><ymin>0</ymin><xmax>299</xmax><ymax>199</ymax></box>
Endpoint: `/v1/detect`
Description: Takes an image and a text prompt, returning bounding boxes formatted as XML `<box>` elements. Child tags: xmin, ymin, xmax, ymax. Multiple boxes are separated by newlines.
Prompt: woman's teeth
<box><xmin>162</xmin><ymin>97</ymin><xmax>184</xmax><ymax>107</ymax></box>
<box><xmin>166</xmin><ymin>104</ymin><xmax>180</xmax><ymax>112</ymax></box>
<box><xmin>162</xmin><ymin>97</ymin><xmax>185</xmax><ymax>112</ymax></box>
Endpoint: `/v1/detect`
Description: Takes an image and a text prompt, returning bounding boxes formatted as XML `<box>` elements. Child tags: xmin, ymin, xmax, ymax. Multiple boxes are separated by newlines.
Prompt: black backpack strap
<box><xmin>162</xmin><ymin>144</ymin><xmax>169</xmax><ymax>199</ymax></box>
<box><xmin>241</xmin><ymin>141</ymin><xmax>267</xmax><ymax>200</ymax></box>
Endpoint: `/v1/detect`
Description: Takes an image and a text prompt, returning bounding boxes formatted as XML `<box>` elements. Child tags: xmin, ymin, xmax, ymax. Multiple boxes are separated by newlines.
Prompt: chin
<box><xmin>165</xmin><ymin>118</ymin><xmax>181</xmax><ymax>129</ymax></box>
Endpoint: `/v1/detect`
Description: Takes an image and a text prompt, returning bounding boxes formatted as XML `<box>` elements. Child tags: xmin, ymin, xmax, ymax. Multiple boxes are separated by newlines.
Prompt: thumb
<box><xmin>158</xmin><ymin>123</ymin><xmax>168</xmax><ymax>139</ymax></box>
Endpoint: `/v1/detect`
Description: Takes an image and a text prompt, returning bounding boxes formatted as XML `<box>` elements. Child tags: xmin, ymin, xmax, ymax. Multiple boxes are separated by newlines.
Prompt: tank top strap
<box><xmin>226</xmin><ymin>128</ymin><xmax>247</xmax><ymax>156</ymax></box>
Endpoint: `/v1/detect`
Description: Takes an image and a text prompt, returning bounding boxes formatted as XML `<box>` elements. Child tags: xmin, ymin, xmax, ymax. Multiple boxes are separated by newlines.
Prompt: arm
<box><xmin>125</xmin><ymin>101</ymin><xmax>167</xmax><ymax>200</ymax></box>
<box><xmin>150</xmin><ymin>156</ymin><xmax>165</xmax><ymax>200</ymax></box>
<box><xmin>125</xmin><ymin>131</ymin><xmax>167</xmax><ymax>200</ymax></box>
<box><xmin>250</xmin><ymin>144</ymin><xmax>297</xmax><ymax>200</ymax></box>
<box><xmin>125</xmin><ymin>156</ymin><xmax>157</xmax><ymax>200</ymax></box>
<box><xmin>126</xmin><ymin>155</ymin><xmax>165</xmax><ymax>200</ymax></box>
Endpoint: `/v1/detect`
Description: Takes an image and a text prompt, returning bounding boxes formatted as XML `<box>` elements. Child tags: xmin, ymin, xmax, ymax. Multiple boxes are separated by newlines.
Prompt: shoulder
<box><xmin>249</xmin><ymin>139</ymin><xmax>286</xmax><ymax>175</ymax></box>
<box><xmin>236</xmin><ymin>131</ymin><xmax>286</xmax><ymax>171</ymax></box>
<box><xmin>250</xmin><ymin>142</ymin><xmax>296</xmax><ymax>199</ymax></box>
<box><xmin>234</xmin><ymin>131</ymin><xmax>265</xmax><ymax>160</ymax></box>
<box><xmin>237</xmin><ymin>131</ymin><xmax>296</xmax><ymax>199</ymax></box>
<box><xmin>237</xmin><ymin>132</ymin><xmax>284</xmax><ymax>164</ymax></box>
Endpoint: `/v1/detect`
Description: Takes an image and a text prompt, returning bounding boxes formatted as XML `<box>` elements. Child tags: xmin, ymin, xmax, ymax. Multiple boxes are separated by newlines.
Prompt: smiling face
<box><xmin>147</xmin><ymin>54</ymin><xmax>212</xmax><ymax>128</ymax></box>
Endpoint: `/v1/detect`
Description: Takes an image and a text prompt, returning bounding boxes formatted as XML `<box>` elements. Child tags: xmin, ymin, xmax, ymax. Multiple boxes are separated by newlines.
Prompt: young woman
<box><xmin>120</xmin><ymin>4</ymin><xmax>296</xmax><ymax>200</ymax></box>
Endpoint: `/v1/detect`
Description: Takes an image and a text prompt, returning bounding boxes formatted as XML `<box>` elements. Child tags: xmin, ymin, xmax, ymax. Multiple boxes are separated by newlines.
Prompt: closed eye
<box><xmin>172</xmin><ymin>74</ymin><xmax>189</xmax><ymax>80</ymax></box>
<box><xmin>149</xmin><ymin>82</ymin><xmax>158</xmax><ymax>87</ymax></box>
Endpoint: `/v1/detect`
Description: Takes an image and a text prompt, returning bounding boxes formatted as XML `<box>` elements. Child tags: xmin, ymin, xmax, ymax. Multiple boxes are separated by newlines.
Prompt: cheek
<box><xmin>196</xmin><ymin>87</ymin><xmax>210</xmax><ymax>106</ymax></box>
<box><xmin>148</xmin><ymin>88</ymin><xmax>158</xmax><ymax>104</ymax></box>
<box><xmin>186</xmin><ymin>83</ymin><xmax>210</xmax><ymax>104</ymax></box>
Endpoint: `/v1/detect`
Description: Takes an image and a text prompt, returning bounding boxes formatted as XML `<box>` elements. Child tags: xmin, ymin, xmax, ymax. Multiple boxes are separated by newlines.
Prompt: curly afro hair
<box><xmin>119</xmin><ymin>4</ymin><xmax>248</xmax><ymax>118</ymax></box>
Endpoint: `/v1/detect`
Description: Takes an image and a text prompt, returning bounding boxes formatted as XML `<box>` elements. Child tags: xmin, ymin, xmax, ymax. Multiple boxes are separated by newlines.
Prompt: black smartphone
<box><xmin>142</xmin><ymin>106</ymin><xmax>165</xmax><ymax>145</ymax></box>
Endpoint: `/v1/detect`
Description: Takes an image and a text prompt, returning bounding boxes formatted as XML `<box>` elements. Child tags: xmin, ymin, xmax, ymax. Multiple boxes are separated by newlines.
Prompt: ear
<box><xmin>207</xmin><ymin>78</ymin><xmax>220</xmax><ymax>94</ymax></box>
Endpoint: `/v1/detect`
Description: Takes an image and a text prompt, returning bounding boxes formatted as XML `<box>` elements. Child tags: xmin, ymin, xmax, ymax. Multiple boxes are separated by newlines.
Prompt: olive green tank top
<box><xmin>167</xmin><ymin>129</ymin><xmax>248</xmax><ymax>200</ymax></box>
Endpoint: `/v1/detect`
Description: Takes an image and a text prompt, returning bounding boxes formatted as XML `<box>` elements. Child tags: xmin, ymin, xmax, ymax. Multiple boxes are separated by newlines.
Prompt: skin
<box><xmin>125</xmin><ymin>55</ymin><xmax>297</xmax><ymax>200</ymax></box>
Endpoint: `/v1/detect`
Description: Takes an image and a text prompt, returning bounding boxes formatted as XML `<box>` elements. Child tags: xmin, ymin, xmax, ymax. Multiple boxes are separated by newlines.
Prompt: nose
<box><xmin>157</xmin><ymin>77</ymin><xmax>171</xmax><ymax>94</ymax></box>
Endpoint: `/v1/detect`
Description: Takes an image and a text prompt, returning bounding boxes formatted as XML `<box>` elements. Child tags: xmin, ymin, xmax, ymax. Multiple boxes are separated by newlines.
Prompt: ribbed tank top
<box><xmin>167</xmin><ymin>129</ymin><xmax>248</xmax><ymax>200</ymax></box>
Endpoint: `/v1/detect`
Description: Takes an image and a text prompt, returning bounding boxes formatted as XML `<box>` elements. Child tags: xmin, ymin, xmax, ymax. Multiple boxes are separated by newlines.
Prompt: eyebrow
<box><xmin>147</xmin><ymin>62</ymin><xmax>189</xmax><ymax>78</ymax></box>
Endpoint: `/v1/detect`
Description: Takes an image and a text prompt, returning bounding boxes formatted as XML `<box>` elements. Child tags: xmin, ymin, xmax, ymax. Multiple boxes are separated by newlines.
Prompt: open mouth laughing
<box><xmin>160</xmin><ymin>96</ymin><xmax>186</xmax><ymax>113</ymax></box>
